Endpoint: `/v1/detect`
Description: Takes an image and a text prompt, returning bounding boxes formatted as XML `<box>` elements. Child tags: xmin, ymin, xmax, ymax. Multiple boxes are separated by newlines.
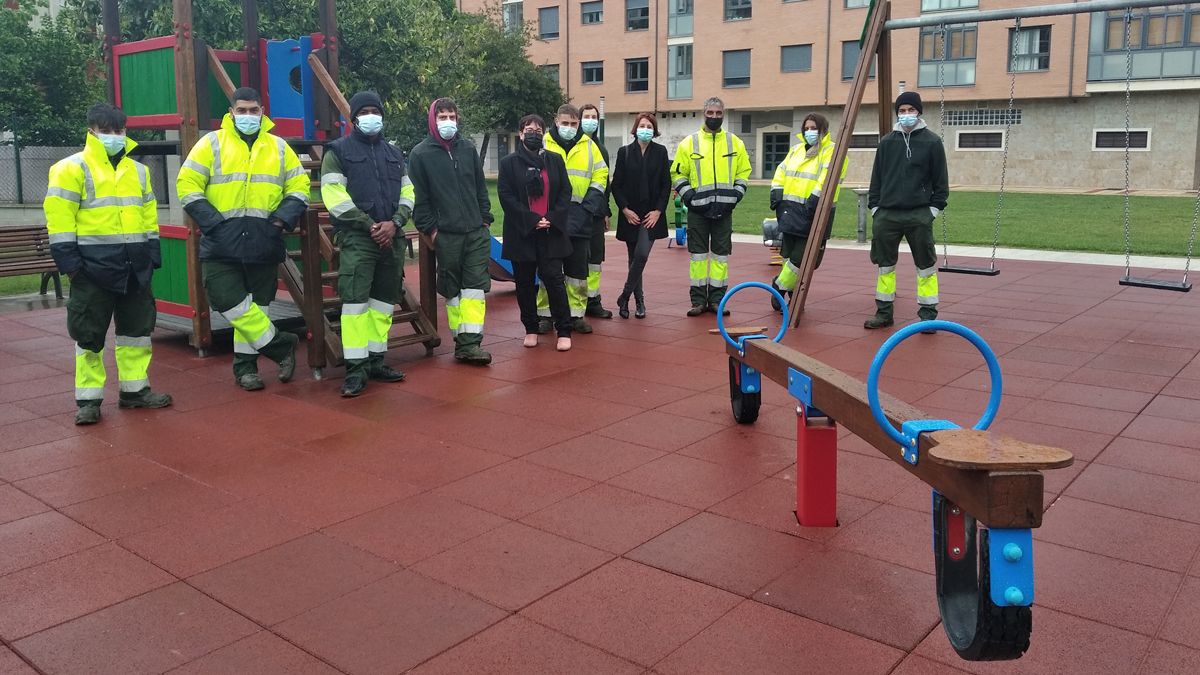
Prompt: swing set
<box><xmin>789</xmin><ymin>0</ymin><xmax>1200</xmax><ymax>327</ymax></box>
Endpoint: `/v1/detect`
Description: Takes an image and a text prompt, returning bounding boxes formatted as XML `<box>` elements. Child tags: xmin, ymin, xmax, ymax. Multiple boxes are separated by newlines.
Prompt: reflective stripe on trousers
<box><xmin>457</xmin><ymin>288</ymin><xmax>486</xmax><ymax>335</ymax></box>
<box><xmin>709</xmin><ymin>255</ymin><xmax>729</xmax><ymax>288</ymax></box>
<box><xmin>538</xmin><ymin>276</ymin><xmax>586</xmax><ymax>317</ymax></box>
<box><xmin>876</xmin><ymin>265</ymin><xmax>897</xmax><ymax>302</ymax></box>
<box><xmin>367</xmin><ymin>298</ymin><xmax>393</xmax><ymax>355</ymax></box>
<box><xmin>340</xmin><ymin>302</ymin><xmax>371</xmax><ymax>361</ymax></box>
<box><xmin>114</xmin><ymin>335</ymin><xmax>152</xmax><ymax>393</ymax></box>
<box><xmin>775</xmin><ymin>259</ymin><xmax>802</xmax><ymax>292</ymax></box>
<box><xmin>75</xmin><ymin>345</ymin><xmax>105</xmax><ymax>401</ymax></box>
<box><xmin>587</xmin><ymin>263</ymin><xmax>602</xmax><ymax>299</ymax></box>
<box><xmin>689</xmin><ymin>253</ymin><xmax>707</xmax><ymax>287</ymax></box>
<box><xmin>917</xmin><ymin>265</ymin><xmax>939</xmax><ymax>305</ymax></box>
<box><xmin>221</xmin><ymin>296</ymin><xmax>277</xmax><ymax>355</ymax></box>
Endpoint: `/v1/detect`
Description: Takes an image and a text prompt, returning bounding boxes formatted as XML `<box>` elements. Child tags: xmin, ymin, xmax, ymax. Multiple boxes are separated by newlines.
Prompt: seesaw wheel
<box><xmin>933</xmin><ymin>493</ymin><xmax>1031</xmax><ymax>661</ymax></box>
<box><xmin>728</xmin><ymin>356</ymin><xmax>761</xmax><ymax>424</ymax></box>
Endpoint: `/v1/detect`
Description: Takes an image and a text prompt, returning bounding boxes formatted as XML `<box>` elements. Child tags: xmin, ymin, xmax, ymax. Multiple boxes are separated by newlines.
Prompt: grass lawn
<box><xmin>0</xmin><ymin>273</ymin><xmax>68</xmax><ymax>298</ymax></box>
<box><xmin>484</xmin><ymin>180</ymin><xmax>1199</xmax><ymax>257</ymax></box>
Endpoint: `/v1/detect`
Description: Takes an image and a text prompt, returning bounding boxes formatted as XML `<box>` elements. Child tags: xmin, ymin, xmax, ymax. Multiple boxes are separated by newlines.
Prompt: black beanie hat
<box><xmin>348</xmin><ymin>91</ymin><xmax>383</xmax><ymax>119</ymax></box>
<box><xmin>895</xmin><ymin>91</ymin><xmax>923</xmax><ymax>114</ymax></box>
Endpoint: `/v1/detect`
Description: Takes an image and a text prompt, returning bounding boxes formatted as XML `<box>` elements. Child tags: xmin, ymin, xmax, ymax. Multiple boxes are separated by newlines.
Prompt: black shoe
<box><xmin>369</xmin><ymin>364</ymin><xmax>406</xmax><ymax>382</ymax></box>
<box><xmin>572</xmin><ymin>318</ymin><xmax>594</xmax><ymax>334</ymax></box>
<box><xmin>863</xmin><ymin>315</ymin><xmax>894</xmax><ymax>330</ymax></box>
<box><xmin>237</xmin><ymin>373</ymin><xmax>265</xmax><ymax>391</ymax></box>
<box><xmin>454</xmin><ymin>345</ymin><xmax>493</xmax><ymax>366</ymax></box>
<box><xmin>277</xmin><ymin>332</ymin><xmax>299</xmax><ymax>383</ymax></box>
<box><xmin>585</xmin><ymin>299</ymin><xmax>613</xmax><ymax>319</ymax></box>
<box><xmin>535</xmin><ymin>318</ymin><xmax>553</xmax><ymax>334</ymax></box>
<box><xmin>634</xmin><ymin>297</ymin><xmax>646</xmax><ymax>319</ymax></box>
<box><xmin>74</xmin><ymin>404</ymin><xmax>101</xmax><ymax>426</ymax></box>
<box><xmin>708</xmin><ymin>304</ymin><xmax>730</xmax><ymax>317</ymax></box>
<box><xmin>770</xmin><ymin>281</ymin><xmax>782</xmax><ymax>312</ymax></box>
<box><xmin>686</xmin><ymin>305</ymin><xmax>706</xmax><ymax>317</ymax></box>
<box><xmin>341</xmin><ymin>374</ymin><xmax>367</xmax><ymax>397</ymax></box>
<box><xmin>118</xmin><ymin>387</ymin><xmax>173</xmax><ymax>409</ymax></box>
<box><xmin>616</xmin><ymin>293</ymin><xmax>630</xmax><ymax>319</ymax></box>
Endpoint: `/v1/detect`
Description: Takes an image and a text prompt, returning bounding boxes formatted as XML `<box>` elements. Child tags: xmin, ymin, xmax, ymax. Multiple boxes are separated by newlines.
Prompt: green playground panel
<box><xmin>151</xmin><ymin>232</ymin><xmax>190</xmax><ymax>305</ymax></box>
<box><xmin>208</xmin><ymin>61</ymin><xmax>244</xmax><ymax>120</ymax></box>
<box><xmin>119</xmin><ymin>48</ymin><xmax>178</xmax><ymax>117</ymax></box>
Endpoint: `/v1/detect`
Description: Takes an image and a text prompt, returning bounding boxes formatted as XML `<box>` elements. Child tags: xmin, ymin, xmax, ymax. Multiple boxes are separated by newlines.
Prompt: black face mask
<box><xmin>705</xmin><ymin>116</ymin><xmax>723</xmax><ymax>131</ymax></box>
<box><xmin>522</xmin><ymin>132</ymin><xmax>543</xmax><ymax>150</ymax></box>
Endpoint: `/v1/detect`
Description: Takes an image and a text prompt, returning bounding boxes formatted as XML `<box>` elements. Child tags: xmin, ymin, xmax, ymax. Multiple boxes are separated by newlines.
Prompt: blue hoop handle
<box><xmin>867</xmin><ymin>321</ymin><xmax>1003</xmax><ymax>446</ymax></box>
<box><xmin>716</xmin><ymin>281</ymin><xmax>789</xmax><ymax>351</ymax></box>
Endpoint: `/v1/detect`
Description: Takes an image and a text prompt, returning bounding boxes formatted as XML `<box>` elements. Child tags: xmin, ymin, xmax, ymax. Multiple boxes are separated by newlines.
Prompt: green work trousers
<box><xmin>587</xmin><ymin>216</ymin><xmax>606</xmax><ymax>305</ymax></box>
<box><xmin>203</xmin><ymin>261</ymin><xmax>293</xmax><ymax>377</ymax></box>
<box><xmin>686</xmin><ymin>211</ymin><xmax>733</xmax><ymax>307</ymax></box>
<box><xmin>67</xmin><ymin>274</ymin><xmax>156</xmax><ymax>405</ymax></box>
<box><xmin>435</xmin><ymin>227</ymin><xmax>490</xmax><ymax>351</ymax></box>
<box><xmin>869</xmin><ymin>207</ymin><xmax>940</xmax><ymax>321</ymax></box>
<box><xmin>336</xmin><ymin>229</ymin><xmax>402</xmax><ymax>378</ymax></box>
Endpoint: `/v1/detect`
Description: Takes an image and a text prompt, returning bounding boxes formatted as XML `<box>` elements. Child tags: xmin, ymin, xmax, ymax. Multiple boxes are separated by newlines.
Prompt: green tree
<box><xmin>1</xmin><ymin>0</ymin><xmax>105</xmax><ymax>146</ymax></box>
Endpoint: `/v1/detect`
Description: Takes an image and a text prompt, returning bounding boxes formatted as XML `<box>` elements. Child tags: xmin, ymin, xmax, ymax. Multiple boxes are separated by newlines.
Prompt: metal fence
<box><xmin>0</xmin><ymin>143</ymin><xmax>174</xmax><ymax>206</ymax></box>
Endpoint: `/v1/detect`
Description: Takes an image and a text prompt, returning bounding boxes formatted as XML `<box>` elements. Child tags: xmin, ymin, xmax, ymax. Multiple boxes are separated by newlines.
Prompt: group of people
<box><xmin>43</xmin><ymin>87</ymin><xmax>947</xmax><ymax>420</ymax></box>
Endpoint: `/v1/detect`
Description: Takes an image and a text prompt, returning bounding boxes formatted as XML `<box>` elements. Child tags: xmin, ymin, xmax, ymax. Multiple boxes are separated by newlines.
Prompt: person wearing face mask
<box><xmin>177</xmin><ymin>87</ymin><xmax>309</xmax><ymax>391</ymax></box>
<box><xmin>578</xmin><ymin>103</ymin><xmax>613</xmax><ymax>320</ymax></box>
<box><xmin>408</xmin><ymin>97</ymin><xmax>495</xmax><ymax>366</ymax></box>
<box><xmin>497</xmin><ymin>114</ymin><xmax>574</xmax><ymax>351</ymax></box>
<box><xmin>865</xmin><ymin>91</ymin><xmax>949</xmax><ymax>331</ymax></box>
<box><xmin>671</xmin><ymin>97</ymin><xmax>752</xmax><ymax>316</ymax></box>
<box><xmin>319</xmin><ymin>91</ymin><xmax>413</xmax><ymax>396</ymax></box>
<box><xmin>611</xmin><ymin>112</ymin><xmax>670</xmax><ymax>319</ymax></box>
<box><xmin>534</xmin><ymin>104</ymin><xmax>609</xmax><ymax>335</ymax></box>
<box><xmin>44</xmin><ymin>103</ymin><xmax>173</xmax><ymax>425</ymax></box>
<box><xmin>768</xmin><ymin>113</ymin><xmax>847</xmax><ymax>312</ymax></box>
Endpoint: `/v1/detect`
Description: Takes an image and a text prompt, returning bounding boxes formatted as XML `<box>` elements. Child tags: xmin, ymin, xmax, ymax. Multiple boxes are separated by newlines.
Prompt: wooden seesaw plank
<box><xmin>709</xmin><ymin>326</ymin><xmax>770</xmax><ymax>338</ymax></box>
<box><xmin>926</xmin><ymin>429</ymin><xmax>1075</xmax><ymax>471</ymax></box>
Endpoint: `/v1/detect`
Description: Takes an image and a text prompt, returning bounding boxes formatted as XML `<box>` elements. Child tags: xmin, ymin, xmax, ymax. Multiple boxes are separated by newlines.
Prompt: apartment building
<box><xmin>460</xmin><ymin>1</ymin><xmax>1200</xmax><ymax>190</ymax></box>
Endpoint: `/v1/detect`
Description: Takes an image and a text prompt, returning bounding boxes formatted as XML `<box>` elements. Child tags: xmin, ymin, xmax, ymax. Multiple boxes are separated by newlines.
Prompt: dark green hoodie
<box><xmin>408</xmin><ymin>131</ymin><xmax>494</xmax><ymax>235</ymax></box>
<box><xmin>867</xmin><ymin>121</ymin><xmax>949</xmax><ymax>212</ymax></box>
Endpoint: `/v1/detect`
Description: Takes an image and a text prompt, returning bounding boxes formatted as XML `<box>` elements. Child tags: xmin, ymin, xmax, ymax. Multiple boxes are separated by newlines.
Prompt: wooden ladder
<box><xmin>281</xmin><ymin>143</ymin><xmax>441</xmax><ymax>380</ymax></box>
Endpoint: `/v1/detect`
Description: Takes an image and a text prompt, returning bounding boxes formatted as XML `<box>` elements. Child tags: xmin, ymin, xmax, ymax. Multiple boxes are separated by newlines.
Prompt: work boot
<box><xmin>863</xmin><ymin>313</ymin><xmax>894</xmax><ymax>329</ymax></box>
<box><xmin>770</xmin><ymin>280</ymin><xmax>783</xmax><ymax>312</ymax></box>
<box><xmin>686</xmin><ymin>305</ymin><xmax>706</xmax><ymax>317</ymax></box>
<box><xmin>118</xmin><ymin>387</ymin><xmax>173</xmax><ymax>409</ymax></box>
<box><xmin>572</xmin><ymin>317</ymin><xmax>594</xmax><ymax>334</ymax></box>
<box><xmin>237</xmin><ymin>373</ymin><xmax>265</xmax><ymax>391</ymax></box>
<box><xmin>276</xmin><ymin>332</ymin><xmax>299</xmax><ymax>383</ymax></box>
<box><xmin>74</xmin><ymin>403</ymin><xmax>101</xmax><ymax>426</ymax></box>
<box><xmin>370</xmin><ymin>363</ymin><xmax>406</xmax><ymax>382</ymax></box>
<box><xmin>536</xmin><ymin>318</ymin><xmax>553</xmax><ymax>334</ymax></box>
<box><xmin>586</xmin><ymin>297</ymin><xmax>613</xmax><ymax>319</ymax></box>
<box><xmin>341</xmin><ymin>374</ymin><xmax>367</xmax><ymax>397</ymax></box>
<box><xmin>454</xmin><ymin>345</ymin><xmax>493</xmax><ymax>366</ymax></box>
<box><xmin>707</xmin><ymin>304</ymin><xmax>730</xmax><ymax>317</ymax></box>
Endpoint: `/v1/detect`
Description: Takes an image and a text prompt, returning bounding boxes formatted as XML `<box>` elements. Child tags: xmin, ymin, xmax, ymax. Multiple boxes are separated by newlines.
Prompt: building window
<box><xmin>1093</xmin><ymin>129</ymin><xmax>1151</xmax><ymax>151</ymax></box>
<box><xmin>539</xmin><ymin>64</ymin><xmax>560</xmax><ymax>85</ymax></box>
<box><xmin>582</xmin><ymin>61</ymin><xmax>604</xmax><ymax>84</ymax></box>
<box><xmin>1104</xmin><ymin>9</ymin><xmax>1192</xmax><ymax>50</ymax></box>
<box><xmin>723</xmin><ymin>49</ymin><xmax>751</xmax><ymax>87</ymax></box>
<box><xmin>538</xmin><ymin>7</ymin><xmax>559</xmax><ymax>39</ymax></box>
<box><xmin>502</xmin><ymin>0</ymin><xmax>523</xmax><ymax>35</ymax></box>
<box><xmin>1010</xmin><ymin>26</ymin><xmax>1050</xmax><ymax>71</ymax></box>
<box><xmin>846</xmin><ymin>0</ymin><xmax>870</xmax><ymax>7</ymax></box>
<box><xmin>781</xmin><ymin>44</ymin><xmax>812</xmax><ymax>72</ymax></box>
<box><xmin>669</xmin><ymin>0</ymin><xmax>694</xmax><ymax>37</ymax></box>
<box><xmin>725</xmin><ymin>0</ymin><xmax>752</xmax><ymax>21</ymax></box>
<box><xmin>849</xmin><ymin>133</ymin><xmax>880</xmax><ymax>150</ymax></box>
<box><xmin>626</xmin><ymin>0</ymin><xmax>649</xmax><ymax>31</ymax></box>
<box><xmin>918</xmin><ymin>24</ymin><xmax>977</xmax><ymax>87</ymax></box>
<box><xmin>741</xmin><ymin>114</ymin><xmax>753</xmax><ymax>134</ymax></box>
<box><xmin>955</xmin><ymin>131</ymin><xmax>1004</xmax><ymax>151</ymax></box>
<box><xmin>1090</xmin><ymin>8</ymin><xmax>1200</xmax><ymax>81</ymax></box>
<box><xmin>763</xmin><ymin>132</ymin><xmax>790</xmax><ymax>176</ymax></box>
<box><xmin>626</xmin><ymin>57</ymin><xmax>649</xmax><ymax>92</ymax></box>
<box><xmin>842</xmin><ymin>40</ymin><xmax>876</xmax><ymax>80</ymax></box>
<box><xmin>921</xmin><ymin>0</ymin><xmax>978</xmax><ymax>11</ymax></box>
<box><xmin>581</xmin><ymin>1</ymin><xmax>603</xmax><ymax>25</ymax></box>
<box><xmin>668</xmin><ymin>43</ymin><xmax>693</xmax><ymax>99</ymax></box>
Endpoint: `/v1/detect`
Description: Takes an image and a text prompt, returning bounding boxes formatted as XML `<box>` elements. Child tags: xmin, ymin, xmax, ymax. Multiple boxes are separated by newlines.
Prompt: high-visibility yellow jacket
<box><xmin>44</xmin><ymin>133</ymin><xmax>159</xmax><ymax>293</ymax></box>
<box><xmin>544</xmin><ymin>132</ymin><xmax>608</xmax><ymax>238</ymax></box>
<box><xmin>176</xmin><ymin>114</ymin><xmax>309</xmax><ymax>264</ymax></box>
<box><xmin>770</xmin><ymin>133</ymin><xmax>847</xmax><ymax>237</ymax></box>
<box><xmin>670</xmin><ymin>127</ymin><xmax>751</xmax><ymax>219</ymax></box>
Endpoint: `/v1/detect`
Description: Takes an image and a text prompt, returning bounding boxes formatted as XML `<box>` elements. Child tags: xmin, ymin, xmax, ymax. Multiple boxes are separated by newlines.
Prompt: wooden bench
<box><xmin>0</xmin><ymin>226</ymin><xmax>62</xmax><ymax>298</ymax></box>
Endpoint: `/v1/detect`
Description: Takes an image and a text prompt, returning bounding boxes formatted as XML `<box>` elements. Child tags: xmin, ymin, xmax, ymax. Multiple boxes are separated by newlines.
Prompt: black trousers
<box><xmin>514</xmin><ymin>251</ymin><xmax>571</xmax><ymax>337</ymax></box>
<box><xmin>621</xmin><ymin>226</ymin><xmax>654</xmax><ymax>301</ymax></box>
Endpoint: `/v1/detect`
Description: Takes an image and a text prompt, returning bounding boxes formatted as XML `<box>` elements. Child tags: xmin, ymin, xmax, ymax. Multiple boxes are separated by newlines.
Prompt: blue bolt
<box><xmin>746</xmin><ymin>386</ymin><xmax>757</xmax><ymax>393</ymax></box>
<box><xmin>1003</xmin><ymin>542</ymin><xmax>1023</xmax><ymax>562</ymax></box>
<box><xmin>1004</xmin><ymin>587</ymin><xmax>1024</xmax><ymax>605</ymax></box>
<box><xmin>747</xmin><ymin>368</ymin><xmax>755</xmax><ymax>374</ymax></box>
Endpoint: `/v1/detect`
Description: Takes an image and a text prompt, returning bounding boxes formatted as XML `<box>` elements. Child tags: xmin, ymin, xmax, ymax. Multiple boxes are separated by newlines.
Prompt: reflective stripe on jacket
<box><xmin>670</xmin><ymin>127</ymin><xmax>751</xmax><ymax>219</ymax></box>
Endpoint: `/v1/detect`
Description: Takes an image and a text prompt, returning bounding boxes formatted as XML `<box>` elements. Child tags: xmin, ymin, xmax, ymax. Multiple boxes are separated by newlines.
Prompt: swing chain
<box><xmin>992</xmin><ymin>17</ymin><xmax>1022</xmax><ymax>272</ymax></box>
<box><xmin>1183</xmin><ymin>190</ymin><xmax>1200</xmax><ymax>285</ymax></box>
<box><xmin>1122</xmin><ymin>8</ymin><xmax>1134</xmax><ymax>278</ymax></box>
<box><xmin>937</xmin><ymin>23</ymin><xmax>950</xmax><ymax>267</ymax></box>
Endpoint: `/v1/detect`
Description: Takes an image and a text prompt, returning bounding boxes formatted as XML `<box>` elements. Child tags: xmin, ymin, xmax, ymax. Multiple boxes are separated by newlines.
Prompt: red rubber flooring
<box><xmin>1</xmin><ymin>242</ymin><xmax>1199</xmax><ymax>674</ymax></box>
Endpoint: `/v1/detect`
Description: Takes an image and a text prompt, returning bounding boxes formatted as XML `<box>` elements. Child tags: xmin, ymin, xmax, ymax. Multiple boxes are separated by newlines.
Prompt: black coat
<box><xmin>497</xmin><ymin>148</ymin><xmax>573</xmax><ymax>262</ymax></box>
<box><xmin>611</xmin><ymin>141</ymin><xmax>671</xmax><ymax>242</ymax></box>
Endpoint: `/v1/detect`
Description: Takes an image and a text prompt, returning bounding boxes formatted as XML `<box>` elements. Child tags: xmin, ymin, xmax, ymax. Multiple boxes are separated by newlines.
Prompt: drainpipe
<box><xmin>1067</xmin><ymin>0</ymin><xmax>1077</xmax><ymax>99</ymax></box>
<box><xmin>823</xmin><ymin>0</ymin><xmax>833</xmax><ymax>107</ymax></box>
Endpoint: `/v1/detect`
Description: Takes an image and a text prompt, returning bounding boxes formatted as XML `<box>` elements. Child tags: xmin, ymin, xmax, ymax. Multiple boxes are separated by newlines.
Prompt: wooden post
<box><xmin>788</xmin><ymin>1</ymin><xmax>891</xmax><ymax>328</ymax></box>
<box><xmin>102</xmin><ymin>0</ymin><xmax>121</xmax><ymax>105</ymax></box>
<box><xmin>299</xmin><ymin>210</ymin><xmax>326</xmax><ymax>372</ymax></box>
<box><xmin>306</xmin><ymin>53</ymin><xmax>351</xmax><ymax>119</ymax></box>
<box><xmin>419</xmin><ymin>234</ymin><xmax>438</xmax><ymax>331</ymax></box>
<box><xmin>877</xmin><ymin>3</ymin><xmax>894</xmax><ymax>150</ymax></box>
<box><xmin>174</xmin><ymin>0</ymin><xmax>212</xmax><ymax>350</ymax></box>
<box><xmin>242</xmin><ymin>0</ymin><xmax>261</xmax><ymax>93</ymax></box>
<box><xmin>315</xmin><ymin>0</ymin><xmax>340</xmax><ymax>136</ymax></box>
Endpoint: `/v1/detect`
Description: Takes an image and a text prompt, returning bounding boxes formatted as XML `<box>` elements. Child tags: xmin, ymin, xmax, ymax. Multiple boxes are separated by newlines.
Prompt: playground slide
<box><xmin>488</xmin><ymin>235</ymin><xmax>515</xmax><ymax>282</ymax></box>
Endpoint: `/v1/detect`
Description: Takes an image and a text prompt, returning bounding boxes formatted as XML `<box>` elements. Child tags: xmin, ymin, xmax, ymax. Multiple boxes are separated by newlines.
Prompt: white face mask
<box><xmin>580</xmin><ymin>118</ymin><xmax>598</xmax><ymax>134</ymax></box>
<box><xmin>357</xmin><ymin>114</ymin><xmax>383</xmax><ymax>135</ymax></box>
<box><xmin>898</xmin><ymin>113</ymin><xmax>919</xmax><ymax>129</ymax></box>
<box><xmin>803</xmin><ymin>130</ymin><xmax>820</xmax><ymax>145</ymax></box>
<box><xmin>557</xmin><ymin>125</ymin><xmax>578</xmax><ymax>141</ymax></box>
<box><xmin>437</xmin><ymin>120</ymin><xmax>457</xmax><ymax>140</ymax></box>
<box><xmin>96</xmin><ymin>133</ymin><xmax>127</xmax><ymax>156</ymax></box>
<box><xmin>233</xmin><ymin>114</ymin><xmax>262</xmax><ymax>135</ymax></box>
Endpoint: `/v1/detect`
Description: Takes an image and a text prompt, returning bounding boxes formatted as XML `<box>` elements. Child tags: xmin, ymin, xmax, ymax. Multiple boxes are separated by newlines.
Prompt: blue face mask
<box><xmin>581</xmin><ymin>119</ymin><xmax>599</xmax><ymax>134</ymax></box>
<box><xmin>96</xmin><ymin>133</ymin><xmax>126</xmax><ymax>156</ymax></box>
<box><xmin>636</xmin><ymin>128</ymin><xmax>654</xmax><ymax>143</ymax></box>
<box><xmin>803</xmin><ymin>130</ymin><xmax>820</xmax><ymax>145</ymax></box>
<box><xmin>437</xmin><ymin>120</ymin><xmax>457</xmax><ymax>140</ymax></box>
<box><xmin>357</xmin><ymin>114</ymin><xmax>383</xmax><ymax>135</ymax></box>
<box><xmin>898</xmin><ymin>113</ymin><xmax>919</xmax><ymax>129</ymax></box>
<box><xmin>234</xmin><ymin>114</ymin><xmax>261</xmax><ymax>135</ymax></box>
<box><xmin>557</xmin><ymin>125</ymin><xmax>578</xmax><ymax>141</ymax></box>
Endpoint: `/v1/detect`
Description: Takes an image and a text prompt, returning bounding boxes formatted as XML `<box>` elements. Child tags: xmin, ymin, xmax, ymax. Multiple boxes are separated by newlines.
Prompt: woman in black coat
<box><xmin>498</xmin><ymin>114</ymin><xmax>575</xmax><ymax>351</ymax></box>
<box><xmin>611</xmin><ymin>113</ymin><xmax>671</xmax><ymax>319</ymax></box>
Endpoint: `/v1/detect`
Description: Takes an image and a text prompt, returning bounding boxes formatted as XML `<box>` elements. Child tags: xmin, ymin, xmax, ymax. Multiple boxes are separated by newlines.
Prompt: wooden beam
<box><xmin>876</xmin><ymin>2</ymin><xmax>895</xmax><ymax>155</ymax></box>
<box><xmin>315</xmin><ymin>0</ymin><xmax>340</xmax><ymax>135</ymax></box>
<box><xmin>242</xmin><ymin>0</ymin><xmax>261</xmax><ymax>92</ymax></box>
<box><xmin>102</xmin><ymin>0</ymin><xmax>121</xmax><ymax>105</ymax></box>
<box><xmin>788</xmin><ymin>1</ymin><xmax>892</xmax><ymax>328</ymax></box>
<box><xmin>206</xmin><ymin>46</ymin><xmax>237</xmax><ymax>102</ymax></box>
<box><xmin>729</xmin><ymin>339</ymin><xmax>1062</xmax><ymax>528</ymax></box>
<box><xmin>306</xmin><ymin>52</ymin><xmax>350</xmax><ymax>120</ymax></box>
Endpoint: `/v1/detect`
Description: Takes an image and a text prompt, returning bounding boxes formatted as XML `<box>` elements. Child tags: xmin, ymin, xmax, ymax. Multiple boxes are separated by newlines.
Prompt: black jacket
<box><xmin>327</xmin><ymin>129</ymin><xmax>409</xmax><ymax>229</ymax></box>
<box><xmin>408</xmin><ymin>134</ymin><xmax>494</xmax><ymax>235</ymax></box>
<box><xmin>611</xmin><ymin>141</ymin><xmax>671</xmax><ymax>242</ymax></box>
<box><xmin>497</xmin><ymin>148</ymin><xmax>573</xmax><ymax>262</ymax></box>
<box><xmin>868</xmin><ymin>123</ymin><xmax>949</xmax><ymax>211</ymax></box>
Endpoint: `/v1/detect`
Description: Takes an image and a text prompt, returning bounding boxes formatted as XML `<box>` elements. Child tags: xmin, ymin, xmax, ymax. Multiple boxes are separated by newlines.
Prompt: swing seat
<box><xmin>1119</xmin><ymin>276</ymin><xmax>1192</xmax><ymax>292</ymax></box>
<box><xmin>940</xmin><ymin>264</ymin><xmax>1000</xmax><ymax>276</ymax></box>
